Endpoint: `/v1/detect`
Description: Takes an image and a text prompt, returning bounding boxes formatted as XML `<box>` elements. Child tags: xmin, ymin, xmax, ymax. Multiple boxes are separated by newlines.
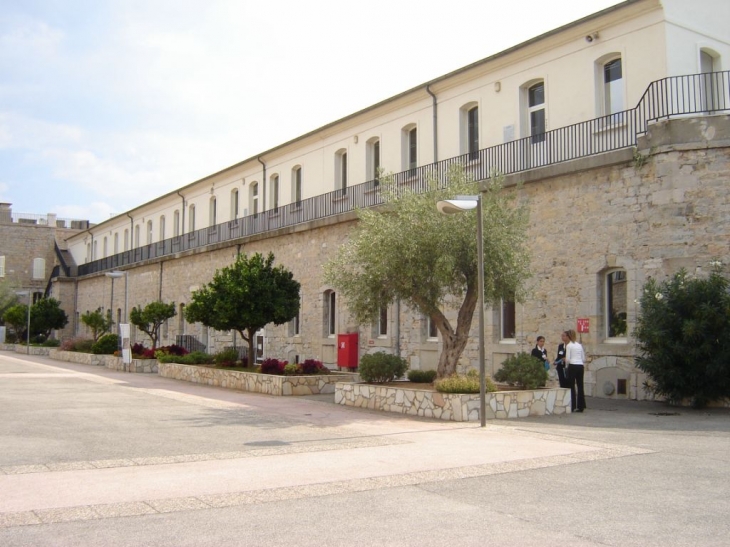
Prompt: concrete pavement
<box><xmin>0</xmin><ymin>351</ymin><xmax>728</xmax><ymax>546</ymax></box>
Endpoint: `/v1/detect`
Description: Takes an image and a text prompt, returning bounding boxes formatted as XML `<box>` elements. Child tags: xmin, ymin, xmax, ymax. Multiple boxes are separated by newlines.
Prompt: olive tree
<box><xmin>81</xmin><ymin>308</ymin><xmax>113</xmax><ymax>342</ymax></box>
<box><xmin>324</xmin><ymin>166</ymin><xmax>530</xmax><ymax>378</ymax></box>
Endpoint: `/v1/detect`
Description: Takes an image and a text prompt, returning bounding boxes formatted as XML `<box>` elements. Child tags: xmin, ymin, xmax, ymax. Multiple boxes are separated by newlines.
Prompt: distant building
<box><xmin>52</xmin><ymin>0</ymin><xmax>730</xmax><ymax>400</ymax></box>
<box><xmin>0</xmin><ymin>202</ymin><xmax>89</xmax><ymax>337</ymax></box>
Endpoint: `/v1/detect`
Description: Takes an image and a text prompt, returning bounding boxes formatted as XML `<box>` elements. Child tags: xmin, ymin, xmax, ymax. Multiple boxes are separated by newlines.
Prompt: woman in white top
<box><xmin>565</xmin><ymin>329</ymin><xmax>586</xmax><ymax>412</ymax></box>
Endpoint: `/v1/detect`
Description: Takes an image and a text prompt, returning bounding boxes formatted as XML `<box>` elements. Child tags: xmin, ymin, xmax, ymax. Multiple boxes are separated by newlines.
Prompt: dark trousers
<box><xmin>568</xmin><ymin>364</ymin><xmax>586</xmax><ymax>411</ymax></box>
<box><xmin>556</xmin><ymin>364</ymin><xmax>569</xmax><ymax>389</ymax></box>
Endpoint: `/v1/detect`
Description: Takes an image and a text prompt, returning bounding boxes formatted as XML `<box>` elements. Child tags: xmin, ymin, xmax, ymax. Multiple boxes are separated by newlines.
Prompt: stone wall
<box><xmin>66</xmin><ymin>115</ymin><xmax>730</xmax><ymax>402</ymax></box>
<box><xmin>158</xmin><ymin>362</ymin><xmax>354</xmax><ymax>395</ymax></box>
<box><xmin>335</xmin><ymin>383</ymin><xmax>571</xmax><ymax>421</ymax></box>
<box><xmin>48</xmin><ymin>350</ymin><xmax>157</xmax><ymax>373</ymax></box>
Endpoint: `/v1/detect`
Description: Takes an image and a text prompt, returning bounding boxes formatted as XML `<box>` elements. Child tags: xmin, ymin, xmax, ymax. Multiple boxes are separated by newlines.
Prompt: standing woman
<box><xmin>554</xmin><ymin>331</ymin><xmax>569</xmax><ymax>389</ymax></box>
<box><xmin>565</xmin><ymin>329</ymin><xmax>586</xmax><ymax>412</ymax></box>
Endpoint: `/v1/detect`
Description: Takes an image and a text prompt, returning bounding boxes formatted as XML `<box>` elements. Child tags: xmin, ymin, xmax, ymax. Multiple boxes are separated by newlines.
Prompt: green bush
<box><xmin>494</xmin><ymin>352</ymin><xmax>548</xmax><ymax>390</ymax></box>
<box><xmin>635</xmin><ymin>266</ymin><xmax>730</xmax><ymax>407</ymax></box>
<box><xmin>407</xmin><ymin>369</ymin><xmax>437</xmax><ymax>383</ymax></box>
<box><xmin>157</xmin><ymin>351</ymin><xmax>214</xmax><ymax>365</ymax></box>
<box><xmin>435</xmin><ymin>370</ymin><xmax>497</xmax><ymax>394</ymax></box>
<box><xmin>358</xmin><ymin>352</ymin><xmax>408</xmax><ymax>383</ymax></box>
<box><xmin>92</xmin><ymin>333</ymin><xmax>119</xmax><ymax>355</ymax></box>
<box><xmin>214</xmin><ymin>348</ymin><xmax>240</xmax><ymax>367</ymax></box>
<box><xmin>41</xmin><ymin>339</ymin><xmax>61</xmax><ymax>347</ymax></box>
<box><xmin>283</xmin><ymin>363</ymin><xmax>299</xmax><ymax>375</ymax></box>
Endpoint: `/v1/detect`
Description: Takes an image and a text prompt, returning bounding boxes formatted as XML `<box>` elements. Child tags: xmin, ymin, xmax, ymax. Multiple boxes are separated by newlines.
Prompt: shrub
<box><xmin>283</xmin><ymin>363</ymin><xmax>300</xmax><ymax>375</ymax></box>
<box><xmin>435</xmin><ymin>370</ymin><xmax>497</xmax><ymax>394</ymax></box>
<box><xmin>635</xmin><ymin>266</ymin><xmax>730</xmax><ymax>407</ymax></box>
<box><xmin>60</xmin><ymin>337</ymin><xmax>94</xmax><ymax>353</ymax></box>
<box><xmin>407</xmin><ymin>369</ymin><xmax>437</xmax><ymax>383</ymax></box>
<box><xmin>358</xmin><ymin>352</ymin><xmax>408</xmax><ymax>383</ymax></box>
<box><xmin>5</xmin><ymin>332</ymin><xmax>18</xmax><ymax>344</ymax></box>
<box><xmin>92</xmin><ymin>333</ymin><xmax>119</xmax><ymax>355</ymax></box>
<box><xmin>300</xmin><ymin>359</ymin><xmax>329</xmax><ymax>375</ymax></box>
<box><xmin>260</xmin><ymin>358</ymin><xmax>286</xmax><ymax>375</ymax></box>
<box><xmin>214</xmin><ymin>348</ymin><xmax>240</xmax><ymax>367</ymax></box>
<box><xmin>41</xmin><ymin>339</ymin><xmax>61</xmax><ymax>347</ymax></box>
<box><xmin>156</xmin><ymin>344</ymin><xmax>189</xmax><ymax>356</ymax></box>
<box><xmin>30</xmin><ymin>334</ymin><xmax>46</xmax><ymax>344</ymax></box>
<box><xmin>157</xmin><ymin>351</ymin><xmax>213</xmax><ymax>365</ymax></box>
<box><xmin>494</xmin><ymin>352</ymin><xmax>548</xmax><ymax>390</ymax></box>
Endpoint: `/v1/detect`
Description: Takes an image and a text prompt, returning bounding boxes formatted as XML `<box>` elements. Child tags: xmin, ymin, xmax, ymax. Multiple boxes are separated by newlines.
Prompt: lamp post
<box><xmin>15</xmin><ymin>290</ymin><xmax>31</xmax><ymax>355</ymax></box>
<box><xmin>104</xmin><ymin>271</ymin><xmax>128</xmax><ymax>324</ymax></box>
<box><xmin>436</xmin><ymin>195</ymin><xmax>486</xmax><ymax>427</ymax></box>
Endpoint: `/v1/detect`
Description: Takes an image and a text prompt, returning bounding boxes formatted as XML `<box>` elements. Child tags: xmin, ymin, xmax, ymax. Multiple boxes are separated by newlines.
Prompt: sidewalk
<box><xmin>1</xmin><ymin>350</ymin><xmax>728</xmax><ymax>547</ymax></box>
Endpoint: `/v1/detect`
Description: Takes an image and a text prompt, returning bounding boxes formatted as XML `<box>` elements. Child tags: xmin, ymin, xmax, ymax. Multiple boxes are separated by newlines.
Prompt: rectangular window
<box><xmin>427</xmin><ymin>316</ymin><xmax>438</xmax><ymax>339</ymax></box>
<box><xmin>325</xmin><ymin>291</ymin><xmax>336</xmax><ymax>336</ymax></box>
<box><xmin>378</xmin><ymin>306</ymin><xmax>388</xmax><ymax>337</ymax></box>
<box><xmin>0</xmin><ymin>255</ymin><xmax>5</xmax><ymax>277</ymax></box>
<box><xmin>607</xmin><ymin>270</ymin><xmax>628</xmax><ymax>337</ymax></box>
<box><xmin>501</xmin><ymin>299</ymin><xmax>516</xmax><ymax>339</ymax></box>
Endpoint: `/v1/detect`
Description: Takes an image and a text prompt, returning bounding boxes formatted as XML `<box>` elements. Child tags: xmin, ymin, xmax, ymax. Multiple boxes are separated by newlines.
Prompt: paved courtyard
<box><xmin>0</xmin><ymin>351</ymin><xmax>728</xmax><ymax>546</ymax></box>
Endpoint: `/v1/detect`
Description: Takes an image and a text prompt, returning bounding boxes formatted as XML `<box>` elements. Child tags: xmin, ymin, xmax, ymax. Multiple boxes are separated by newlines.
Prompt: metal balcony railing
<box><xmin>76</xmin><ymin>70</ymin><xmax>730</xmax><ymax>277</ymax></box>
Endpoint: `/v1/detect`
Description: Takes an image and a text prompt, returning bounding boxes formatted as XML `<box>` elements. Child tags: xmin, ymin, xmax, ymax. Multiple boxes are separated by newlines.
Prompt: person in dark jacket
<box><xmin>554</xmin><ymin>331</ymin><xmax>569</xmax><ymax>388</ymax></box>
<box><xmin>531</xmin><ymin>336</ymin><xmax>550</xmax><ymax>371</ymax></box>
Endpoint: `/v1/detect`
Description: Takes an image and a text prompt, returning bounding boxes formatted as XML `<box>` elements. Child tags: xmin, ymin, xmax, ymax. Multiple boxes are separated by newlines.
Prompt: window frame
<box><xmin>527</xmin><ymin>81</ymin><xmax>546</xmax><ymax>143</ymax></box>
<box><xmin>605</xmin><ymin>268</ymin><xmax>628</xmax><ymax>340</ymax></box>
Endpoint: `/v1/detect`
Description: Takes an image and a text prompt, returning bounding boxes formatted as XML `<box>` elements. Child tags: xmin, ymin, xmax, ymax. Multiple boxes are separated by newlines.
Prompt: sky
<box><xmin>0</xmin><ymin>0</ymin><xmax>622</xmax><ymax>223</ymax></box>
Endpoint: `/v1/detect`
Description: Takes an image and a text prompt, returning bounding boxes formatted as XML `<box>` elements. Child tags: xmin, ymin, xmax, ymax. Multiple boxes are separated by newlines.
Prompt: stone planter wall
<box><xmin>335</xmin><ymin>383</ymin><xmax>572</xmax><ymax>421</ymax></box>
<box><xmin>158</xmin><ymin>362</ymin><xmax>355</xmax><ymax>396</ymax></box>
<box><xmin>0</xmin><ymin>343</ymin><xmax>53</xmax><ymax>355</ymax></box>
<box><xmin>48</xmin><ymin>350</ymin><xmax>157</xmax><ymax>373</ymax></box>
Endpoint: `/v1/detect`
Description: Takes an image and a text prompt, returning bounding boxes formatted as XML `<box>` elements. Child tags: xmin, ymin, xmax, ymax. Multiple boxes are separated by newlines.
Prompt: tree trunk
<box><xmin>434</xmin><ymin>279</ymin><xmax>479</xmax><ymax>378</ymax></box>
<box><xmin>245</xmin><ymin>328</ymin><xmax>256</xmax><ymax>368</ymax></box>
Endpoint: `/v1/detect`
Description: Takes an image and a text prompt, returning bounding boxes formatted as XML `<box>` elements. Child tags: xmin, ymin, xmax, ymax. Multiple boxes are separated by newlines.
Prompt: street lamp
<box><xmin>15</xmin><ymin>290</ymin><xmax>31</xmax><ymax>355</ymax></box>
<box><xmin>436</xmin><ymin>195</ymin><xmax>487</xmax><ymax>427</ymax></box>
<box><xmin>104</xmin><ymin>271</ymin><xmax>128</xmax><ymax>324</ymax></box>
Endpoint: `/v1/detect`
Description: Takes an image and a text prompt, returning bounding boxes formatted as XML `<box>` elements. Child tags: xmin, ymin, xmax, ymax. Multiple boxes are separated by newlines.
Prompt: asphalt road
<box><xmin>1</xmin><ymin>351</ymin><xmax>728</xmax><ymax>547</ymax></box>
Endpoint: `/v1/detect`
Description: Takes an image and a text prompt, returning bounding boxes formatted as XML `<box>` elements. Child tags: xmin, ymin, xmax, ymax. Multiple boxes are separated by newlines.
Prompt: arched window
<box><xmin>366</xmin><ymin>138</ymin><xmax>380</xmax><ymax>183</ymax></box>
<box><xmin>524</xmin><ymin>81</ymin><xmax>545</xmax><ymax>143</ymax></box>
<box><xmin>159</xmin><ymin>216</ymin><xmax>165</xmax><ymax>240</ymax></box>
<box><xmin>402</xmin><ymin>125</ymin><xmax>417</xmax><ymax>171</ymax></box>
<box><xmin>606</xmin><ymin>269</ymin><xmax>628</xmax><ymax>338</ymax></box>
<box><xmin>93</xmin><ymin>240</ymin><xmax>98</xmax><ymax>260</ymax></box>
<box><xmin>231</xmin><ymin>188</ymin><xmax>239</xmax><ymax>219</ymax></box>
<box><xmin>134</xmin><ymin>225</ymin><xmax>140</xmax><ymax>248</ymax></box>
<box><xmin>323</xmin><ymin>290</ymin><xmax>336</xmax><ymax>336</ymax></box>
<box><xmin>32</xmin><ymin>258</ymin><xmax>46</xmax><ymax>280</ymax></box>
<box><xmin>102</xmin><ymin>237</ymin><xmax>108</xmax><ymax>258</ymax></box>
<box><xmin>173</xmin><ymin>210</ymin><xmax>180</xmax><ymax>236</ymax></box>
<box><xmin>113</xmin><ymin>233</ymin><xmax>119</xmax><ymax>254</ymax></box>
<box><xmin>209</xmin><ymin>196</ymin><xmax>217</xmax><ymax>226</ymax></box>
<box><xmin>124</xmin><ymin>229</ymin><xmax>129</xmax><ymax>251</ymax></box>
<box><xmin>189</xmin><ymin>204</ymin><xmax>196</xmax><ymax>232</ymax></box>
<box><xmin>291</xmin><ymin>167</ymin><xmax>302</xmax><ymax>205</ymax></box>
<box><xmin>146</xmin><ymin>220</ymin><xmax>153</xmax><ymax>244</ymax></box>
<box><xmin>460</xmin><ymin>103</ymin><xmax>479</xmax><ymax>158</ymax></box>
<box><xmin>250</xmin><ymin>182</ymin><xmax>259</xmax><ymax>215</ymax></box>
<box><xmin>335</xmin><ymin>150</ymin><xmax>348</xmax><ymax>193</ymax></box>
<box><xmin>270</xmin><ymin>174</ymin><xmax>279</xmax><ymax>211</ymax></box>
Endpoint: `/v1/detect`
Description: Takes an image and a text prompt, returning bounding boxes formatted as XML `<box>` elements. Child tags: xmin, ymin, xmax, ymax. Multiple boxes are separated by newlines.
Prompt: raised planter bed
<box><xmin>158</xmin><ymin>362</ymin><xmax>355</xmax><ymax>396</ymax></box>
<box><xmin>335</xmin><ymin>382</ymin><xmax>571</xmax><ymax>421</ymax></box>
<box><xmin>49</xmin><ymin>349</ymin><xmax>157</xmax><ymax>373</ymax></box>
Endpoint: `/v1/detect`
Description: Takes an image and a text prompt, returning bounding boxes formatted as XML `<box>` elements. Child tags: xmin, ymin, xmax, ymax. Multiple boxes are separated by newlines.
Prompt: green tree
<box><xmin>81</xmin><ymin>308</ymin><xmax>113</xmax><ymax>341</ymax></box>
<box><xmin>30</xmin><ymin>298</ymin><xmax>69</xmax><ymax>339</ymax></box>
<box><xmin>634</xmin><ymin>264</ymin><xmax>730</xmax><ymax>408</ymax></box>
<box><xmin>324</xmin><ymin>166</ymin><xmax>530</xmax><ymax>378</ymax></box>
<box><xmin>0</xmin><ymin>280</ymin><xmax>19</xmax><ymax>323</ymax></box>
<box><xmin>3</xmin><ymin>304</ymin><xmax>28</xmax><ymax>340</ymax></box>
<box><xmin>129</xmin><ymin>301</ymin><xmax>176</xmax><ymax>350</ymax></box>
<box><xmin>185</xmin><ymin>252</ymin><xmax>300</xmax><ymax>367</ymax></box>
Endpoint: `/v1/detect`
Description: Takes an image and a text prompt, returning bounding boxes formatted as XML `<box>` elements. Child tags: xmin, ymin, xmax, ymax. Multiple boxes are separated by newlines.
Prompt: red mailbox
<box><xmin>337</xmin><ymin>333</ymin><xmax>359</xmax><ymax>370</ymax></box>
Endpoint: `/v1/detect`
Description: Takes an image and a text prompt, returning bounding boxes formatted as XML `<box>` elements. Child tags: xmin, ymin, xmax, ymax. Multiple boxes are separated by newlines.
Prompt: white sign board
<box><xmin>119</xmin><ymin>323</ymin><xmax>131</xmax><ymax>365</ymax></box>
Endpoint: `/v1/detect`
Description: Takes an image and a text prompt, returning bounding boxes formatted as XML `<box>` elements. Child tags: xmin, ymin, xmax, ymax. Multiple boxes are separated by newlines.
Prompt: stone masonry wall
<box><xmin>68</xmin><ymin>115</ymin><xmax>730</xmax><ymax>402</ymax></box>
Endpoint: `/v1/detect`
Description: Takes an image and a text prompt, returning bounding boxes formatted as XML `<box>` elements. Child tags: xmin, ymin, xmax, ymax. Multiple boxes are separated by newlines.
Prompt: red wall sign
<box><xmin>577</xmin><ymin>318</ymin><xmax>590</xmax><ymax>333</ymax></box>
